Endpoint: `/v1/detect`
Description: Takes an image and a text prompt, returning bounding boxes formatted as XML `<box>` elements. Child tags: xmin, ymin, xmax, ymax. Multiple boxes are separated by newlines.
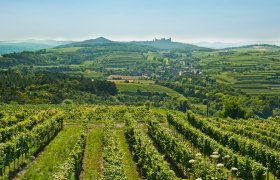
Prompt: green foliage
<box><xmin>117</xmin><ymin>82</ymin><xmax>186</xmax><ymax>100</ymax></box>
<box><xmin>148</xmin><ymin>120</ymin><xmax>194</xmax><ymax>170</ymax></box>
<box><xmin>195</xmin><ymin>46</ymin><xmax>280</xmax><ymax>96</ymax></box>
<box><xmin>221</xmin><ymin>97</ymin><xmax>247</xmax><ymax>119</ymax></box>
<box><xmin>0</xmin><ymin>105</ymin><xmax>279</xmax><ymax>179</ymax></box>
<box><xmin>53</xmin><ymin>125</ymin><xmax>87</xmax><ymax>179</ymax></box>
<box><xmin>0</xmin><ymin>38</ymin><xmax>279</xmax><ymax>119</ymax></box>
<box><xmin>0</xmin><ymin>67</ymin><xmax>117</xmax><ymax>104</ymax></box>
<box><xmin>167</xmin><ymin>112</ymin><xmax>267</xmax><ymax>179</ymax></box>
<box><xmin>206</xmin><ymin>117</ymin><xmax>280</xmax><ymax>151</ymax></box>
<box><xmin>62</xmin><ymin>99</ymin><xmax>74</xmax><ymax>104</ymax></box>
<box><xmin>125</xmin><ymin>118</ymin><xmax>176</xmax><ymax>180</ymax></box>
<box><xmin>0</xmin><ymin>111</ymin><xmax>63</xmax><ymax>177</ymax></box>
<box><xmin>102</xmin><ymin>119</ymin><xmax>127</xmax><ymax>180</ymax></box>
<box><xmin>22</xmin><ymin>124</ymin><xmax>82</xmax><ymax>179</ymax></box>
<box><xmin>185</xmin><ymin>113</ymin><xmax>279</xmax><ymax>178</ymax></box>
<box><xmin>147</xmin><ymin>120</ymin><xmax>222</xmax><ymax>179</ymax></box>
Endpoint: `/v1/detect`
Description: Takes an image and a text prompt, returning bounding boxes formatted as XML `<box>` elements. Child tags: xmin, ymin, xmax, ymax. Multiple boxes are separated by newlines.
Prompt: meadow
<box><xmin>116</xmin><ymin>81</ymin><xmax>187</xmax><ymax>100</ymax></box>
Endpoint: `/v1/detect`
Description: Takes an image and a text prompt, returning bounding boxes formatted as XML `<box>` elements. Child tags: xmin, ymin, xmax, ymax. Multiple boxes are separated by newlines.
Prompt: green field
<box><xmin>117</xmin><ymin>82</ymin><xmax>187</xmax><ymax>100</ymax></box>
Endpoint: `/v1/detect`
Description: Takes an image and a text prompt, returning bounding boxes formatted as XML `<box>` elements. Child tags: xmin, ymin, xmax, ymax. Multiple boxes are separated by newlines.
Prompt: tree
<box><xmin>222</xmin><ymin>97</ymin><xmax>246</xmax><ymax>119</ymax></box>
<box><xmin>203</xmin><ymin>99</ymin><xmax>210</xmax><ymax>117</ymax></box>
<box><xmin>177</xmin><ymin>100</ymin><xmax>189</xmax><ymax>113</ymax></box>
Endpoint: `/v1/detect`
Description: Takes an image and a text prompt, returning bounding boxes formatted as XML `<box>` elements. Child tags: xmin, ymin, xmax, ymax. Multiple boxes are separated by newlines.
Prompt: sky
<box><xmin>0</xmin><ymin>0</ymin><xmax>280</xmax><ymax>43</ymax></box>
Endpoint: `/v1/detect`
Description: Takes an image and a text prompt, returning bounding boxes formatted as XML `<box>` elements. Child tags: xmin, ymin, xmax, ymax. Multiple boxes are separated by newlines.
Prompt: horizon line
<box><xmin>1</xmin><ymin>36</ymin><xmax>280</xmax><ymax>45</ymax></box>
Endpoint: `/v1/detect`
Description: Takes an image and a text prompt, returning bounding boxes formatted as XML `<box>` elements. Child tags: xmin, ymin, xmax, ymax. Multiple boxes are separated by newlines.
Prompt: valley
<box><xmin>0</xmin><ymin>38</ymin><xmax>279</xmax><ymax>180</ymax></box>
<box><xmin>1</xmin><ymin>0</ymin><xmax>280</xmax><ymax>179</ymax></box>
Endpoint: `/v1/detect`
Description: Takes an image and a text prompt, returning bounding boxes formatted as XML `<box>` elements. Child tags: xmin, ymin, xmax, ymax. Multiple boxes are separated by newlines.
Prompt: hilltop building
<box><xmin>153</xmin><ymin>38</ymin><xmax>171</xmax><ymax>42</ymax></box>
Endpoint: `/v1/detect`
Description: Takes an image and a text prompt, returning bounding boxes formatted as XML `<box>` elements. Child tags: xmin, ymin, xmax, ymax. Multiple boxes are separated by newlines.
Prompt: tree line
<box><xmin>0</xmin><ymin>67</ymin><xmax>117</xmax><ymax>104</ymax></box>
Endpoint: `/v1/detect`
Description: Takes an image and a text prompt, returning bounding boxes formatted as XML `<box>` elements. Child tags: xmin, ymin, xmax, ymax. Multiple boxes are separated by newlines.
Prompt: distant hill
<box><xmin>194</xmin><ymin>41</ymin><xmax>280</xmax><ymax>49</ymax></box>
<box><xmin>131</xmin><ymin>38</ymin><xmax>210</xmax><ymax>51</ymax></box>
<box><xmin>59</xmin><ymin>37</ymin><xmax>112</xmax><ymax>47</ymax></box>
<box><xmin>0</xmin><ymin>40</ymin><xmax>73</xmax><ymax>55</ymax></box>
<box><xmin>0</xmin><ymin>37</ymin><xmax>158</xmax><ymax>67</ymax></box>
<box><xmin>59</xmin><ymin>37</ymin><xmax>211</xmax><ymax>51</ymax></box>
<box><xmin>224</xmin><ymin>44</ymin><xmax>280</xmax><ymax>51</ymax></box>
<box><xmin>58</xmin><ymin>37</ymin><xmax>151</xmax><ymax>51</ymax></box>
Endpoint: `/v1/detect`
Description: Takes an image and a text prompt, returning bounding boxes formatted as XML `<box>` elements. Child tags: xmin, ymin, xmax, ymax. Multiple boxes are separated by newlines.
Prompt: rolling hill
<box><xmin>59</xmin><ymin>37</ymin><xmax>211</xmax><ymax>51</ymax></box>
<box><xmin>131</xmin><ymin>38</ymin><xmax>211</xmax><ymax>51</ymax></box>
<box><xmin>0</xmin><ymin>40</ymin><xmax>73</xmax><ymax>55</ymax></box>
<box><xmin>58</xmin><ymin>37</ymin><xmax>113</xmax><ymax>47</ymax></box>
<box><xmin>224</xmin><ymin>44</ymin><xmax>280</xmax><ymax>51</ymax></box>
<box><xmin>0</xmin><ymin>37</ymin><xmax>279</xmax><ymax>97</ymax></box>
<box><xmin>195</xmin><ymin>45</ymin><xmax>280</xmax><ymax>95</ymax></box>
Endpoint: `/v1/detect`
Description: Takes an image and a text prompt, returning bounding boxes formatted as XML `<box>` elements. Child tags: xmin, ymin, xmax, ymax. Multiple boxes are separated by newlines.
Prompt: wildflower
<box><xmin>189</xmin><ymin>159</ymin><xmax>196</xmax><ymax>164</ymax></box>
<box><xmin>212</xmin><ymin>151</ymin><xmax>219</xmax><ymax>155</ymax></box>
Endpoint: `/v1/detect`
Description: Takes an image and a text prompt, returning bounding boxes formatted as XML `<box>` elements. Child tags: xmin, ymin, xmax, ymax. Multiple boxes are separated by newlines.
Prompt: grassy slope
<box><xmin>47</xmin><ymin>47</ymin><xmax>82</xmax><ymax>53</ymax></box>
<box><xmin>117</xmin><ymin>82</ymin><xmax>186</xmax><ymax>100</ymax></box>
<box><xmin>116</xmin><ymin>129</ymin><xmax>140</xmax><ymax>180</ymax></box>
<box><xmin>19</xmin><ymin>124</ymin><xmax>81</xmax><ymax>180</ymax></box>
<box><xmin>196</xmin><ymin>48</ymin><xmax>280</xmax><ymax>95</ymax></box>
<box><xmin>80</xmin><ymin>126</ymin><xmax>103</xmax><ymax>180</ymax></box>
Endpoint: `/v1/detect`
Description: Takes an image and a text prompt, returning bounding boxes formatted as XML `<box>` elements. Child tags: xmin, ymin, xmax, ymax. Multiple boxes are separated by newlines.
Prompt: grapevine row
<box><xmin>206</xmin><ymin>117</ymin><xmax>280</xmax><ymax>150</ymax></box>
<box><xmin>0</xmin><ymin>113</ymin><xmax>26</xmax><ymax>129</ymax></box>
<box><xmin>226</xmin><ymin>117</ymin><xmax>280</xmax><ymax>135</ymax></box>
<box><xmin>148</xmin><ymin>120</ymin><xmax>222</xmax><ymax>179</ymax></box>
<box><xmin>213</xmin><ymin>117</ymin><xmax>280</xmax><ymax>141</ymax></box>
<box><xmin>0</xmin><ymin>113</ymin><xmax>63</xmax><ymax>177</ymax></box>
<box><xmin>52</xmin><ymin>124</ymin><xmax>87</xmax><ymax>180</ymax></box>
<box><xmin>125</xmin><ymin>119</ymin><xmax>176</xmax><ymax>180</ymax></box>
<box><xmin>186</xmin><ymin>113</ymin><xmax>280</xmax><ymax>178</ymax></box>
<box><xmin>102</xmin><ymin>119</ymin><xmax>127</xmax><ymax>180</ymax></box>
<box><xmin>167</xmin><ymin>113</ymin><xmax>267</xmax><ymax>179</ymax></box>
<box><xmin>0</xmin><ymin>109</ymin><xmax>59</xmax><ymax>143</ymax></box>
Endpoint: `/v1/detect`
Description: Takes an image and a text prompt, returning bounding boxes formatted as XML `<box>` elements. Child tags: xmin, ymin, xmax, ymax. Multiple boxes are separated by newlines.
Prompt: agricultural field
<box><xmin>1</xmin><ymin>1</ymin><xmax>280</xmax><ymax>180</ymax></box>
<box><xmin>195</xmin><ymin>45</ymin><xmax>280</xmax><ymax>96</ymax></box>
<box><xmin>116</xmin><ymin>82</ymin><xmax>187</xmax><ymax>100</ymax></box>
<box><xmin>0</xmin><ymin>104</ymin><xmax>279</xmax><ymax>180</ymax></box>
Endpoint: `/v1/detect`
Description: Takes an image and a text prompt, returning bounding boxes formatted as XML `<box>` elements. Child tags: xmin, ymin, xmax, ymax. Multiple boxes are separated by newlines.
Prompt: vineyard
<box><xmin>0</xmin><ymin>105</ymin><xmax>279</xmax><ymax>180</ymax></box>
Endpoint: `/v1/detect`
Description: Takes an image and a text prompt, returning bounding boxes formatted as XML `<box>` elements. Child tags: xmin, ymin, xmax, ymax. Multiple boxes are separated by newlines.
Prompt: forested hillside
<box><xmin>0</xmin><ymin>68</ymin><xmax>117</xmax><ymax>104</ymax></box>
